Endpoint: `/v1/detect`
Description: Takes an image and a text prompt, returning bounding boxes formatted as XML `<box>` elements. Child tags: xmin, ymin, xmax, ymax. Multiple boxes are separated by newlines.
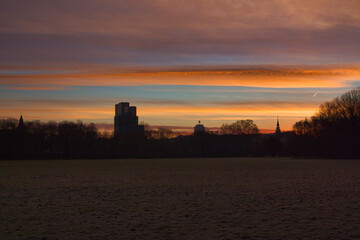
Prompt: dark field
<box><xmin>1</xmin><ymin>158</ymin><xmax>360</xmax><ymax>239</ymax></box>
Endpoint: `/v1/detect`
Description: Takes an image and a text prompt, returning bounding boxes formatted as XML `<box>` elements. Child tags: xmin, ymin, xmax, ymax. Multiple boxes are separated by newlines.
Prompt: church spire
<box><xmin>17</xmin><ymin>114</ymin><xmax>25</xmax><ymax>131</ymax></box>
<box><xmin>275</xmin><ymin>116</ymin><xmax>281</xmax><ymax>135</ymax></box>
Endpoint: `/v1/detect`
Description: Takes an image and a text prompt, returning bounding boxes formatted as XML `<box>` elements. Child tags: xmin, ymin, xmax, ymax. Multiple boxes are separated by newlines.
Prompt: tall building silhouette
<box><xmin>275</xmin><ymin>116</ymin><xmax>281</xmax><ymax>135</ymax></box>
<box><xmin>114</xmin><ymin>102</ymin><xmax>144</xmax><ymax>136</ymax></box>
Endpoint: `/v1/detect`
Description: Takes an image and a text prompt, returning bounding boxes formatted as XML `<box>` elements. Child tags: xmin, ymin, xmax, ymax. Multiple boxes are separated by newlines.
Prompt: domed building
<box><xmin>194</xmin><ymin>121</ymin><xmax>205</xmax><ymax>134</ymax></box>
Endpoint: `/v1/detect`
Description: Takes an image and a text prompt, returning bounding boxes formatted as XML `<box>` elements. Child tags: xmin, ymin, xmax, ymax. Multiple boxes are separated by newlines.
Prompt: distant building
<box><xmin>194</xmin><ymin>121</ymin><xmax>205</xmax><ymax>134</ymax></box>
<box><xmin>275</xmin><ymin>117</ymin><xmax>281</xmax><ymax>135</ymax></box>
<box><xmin>114</xmin><ymin>102</ymin><xmax>144</xmax><ymax>137</ymax></box>
<box><xmin>17</xmin><ymin>115</ymin><xmax>25</xmax><ymax>131</ymax></box>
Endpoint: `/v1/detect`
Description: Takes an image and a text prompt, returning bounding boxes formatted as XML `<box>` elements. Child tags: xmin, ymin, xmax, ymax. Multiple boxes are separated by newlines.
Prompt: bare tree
<box><xmin>155</xmin><ymin>127</ymin><xmax>175</xmax><ymax>139</ymax></box>
<box><xmin>0</xmin><ymin>118</ymin><xmax>18</xmax><ymax>130</ymax></box>
<box><xmin>317</xmin><ymin>87</ymin><xmax>360</xmax><ymax>120</ymax></box>
<box><xmin>220</xmin><ymin>120</ymin><xmax>259</xmax><ymax>135</ymax></box>
<box><xmin>294</xmin><ymin>87</ymin><xmax>360</xmax><ymax>136</ymax></box>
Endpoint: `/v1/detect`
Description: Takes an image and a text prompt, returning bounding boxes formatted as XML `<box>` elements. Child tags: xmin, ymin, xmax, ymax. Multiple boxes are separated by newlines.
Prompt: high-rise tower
<box><xmin>114</xmin><ymin>102</ymin><xmax>144</xmax><ymax>137</ymax></box>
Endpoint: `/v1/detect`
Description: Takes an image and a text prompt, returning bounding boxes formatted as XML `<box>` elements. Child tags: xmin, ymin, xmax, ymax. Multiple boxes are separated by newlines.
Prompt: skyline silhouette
<box><xmin>2</xmin><ymin>2</ymin><xmax>360</xmax><ymax>240</ymax></box>
<box><xmin>1</xmin><ymin>86</ymin><xmax>358</xmax><ymax>159</ymax></box>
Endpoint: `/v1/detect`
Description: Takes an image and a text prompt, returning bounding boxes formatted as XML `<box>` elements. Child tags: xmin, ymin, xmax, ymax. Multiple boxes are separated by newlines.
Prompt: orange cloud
<box><xmin>5</xmin><ymin>86</ymin><xmax>65</xmax><ymax>90</ymax></box>
<box><xmin>138</xmin><ymin>102</ymin><xmax>320</xmax><ymax>115</ymax></box>
<box><xmin>1</xmin><ymin>66</ymin><xmax>360</xmax><ymax>88</ymax></box>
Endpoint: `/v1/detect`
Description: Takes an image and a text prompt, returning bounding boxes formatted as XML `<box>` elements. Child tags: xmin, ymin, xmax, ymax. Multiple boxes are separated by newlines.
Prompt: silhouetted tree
<box><xmin>0</xmin><ymin>118</ymin><xmax>18</xmax><ymax>131</ymax></box>
<box><xmin>293</xmin><ymin>87</ymin><xmax>360</xmax><ymax>157</ymax></box>
<box><xmin>144</xmin><ymin>126</ymin><xmax>175</xmax><ymax>140</ymax></box>
<box><xmin>220</xmin><ymin>120</ymin><xmax>259</xmax><ymax>135</ymax></box>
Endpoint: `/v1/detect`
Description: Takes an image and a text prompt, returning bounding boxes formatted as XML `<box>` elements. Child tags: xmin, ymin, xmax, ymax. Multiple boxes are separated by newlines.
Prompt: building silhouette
<box><xmin>194</xmin><ymin>121</ymin><xmax>205</xmax><ymax>134</ymax></box>
<box><xmin>275</xmin><ymin>116</ymin><xmax>281</xmax><ymax>135</ymax></box>
<box><xmin>17</xmin><ymin>115</ymin><xmax>25</xmax><ymax>132</ymax></box>
<box><xmin>114</xmin><ymin>102</ymin><xmax>144</xmax><ymax>137</ymax></box>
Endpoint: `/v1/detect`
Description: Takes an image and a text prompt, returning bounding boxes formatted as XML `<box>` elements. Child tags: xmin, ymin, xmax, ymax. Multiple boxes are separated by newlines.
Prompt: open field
<box><xmin>1</xmin><ymin>158</ymin><xmax>360</xmax><ymax>239</ymax></box>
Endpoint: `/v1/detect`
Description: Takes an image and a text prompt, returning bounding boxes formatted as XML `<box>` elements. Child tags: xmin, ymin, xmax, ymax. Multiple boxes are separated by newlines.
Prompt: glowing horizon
<box><xmin>1</xmin><ymin>0</ymin><xmax>359</xmax><ymax>132</ymax></box>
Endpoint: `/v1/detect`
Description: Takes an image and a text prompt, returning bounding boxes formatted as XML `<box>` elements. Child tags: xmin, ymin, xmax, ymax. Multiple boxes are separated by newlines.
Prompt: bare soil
<box><xmin>1</xmin><ymin>158</ymin><xmax>359</xmax><ymax>239</ymax></box>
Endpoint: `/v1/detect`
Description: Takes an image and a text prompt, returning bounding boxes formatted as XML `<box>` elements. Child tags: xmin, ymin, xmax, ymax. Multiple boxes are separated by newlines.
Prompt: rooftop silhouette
<box><xmin>194</xmin><ymin>120</ymin><xmax>205</xmax><ymax>134</ymax></box>
<box><xmin>114</xmin><ymin>102</ymin><xmax>144</xmax><ymax>137</ymax></box>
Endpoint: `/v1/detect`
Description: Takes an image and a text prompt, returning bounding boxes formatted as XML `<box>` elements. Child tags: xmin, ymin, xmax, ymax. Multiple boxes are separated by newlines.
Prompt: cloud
<box><xmin>138</xmin><ymin>105</ymin><xmax>318</xmax><ymax>116</ymax></box>
<box><xmin>1</xmin><ymin>66</ymin><xmax>359</xmax><ymax>88</ymax></box>
<box><xmin>1</xmin><ymin>1</ymin><xmax>359</xmax><ymax>131</ymax></box>
<box><xmin>2</xmin><ymin>0</ymin><xmax>360</xmax><ymax>34</ymax></box>
<box><xmin>0</xmin><ymin>1</ymin><xmax>359</xmax><ymax>67</ymax></box>
<box><xmin>0</xmin><ymin>96</ymin><xmax>319</xmax><ymax>119</ymax></box>
<box><xmin>5</xmin><ymin>86</ymin><xmax>66</xmax><ymax>91</ymax></box>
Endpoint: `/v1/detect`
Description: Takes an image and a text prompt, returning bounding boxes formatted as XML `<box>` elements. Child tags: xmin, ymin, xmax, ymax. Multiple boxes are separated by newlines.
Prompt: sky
<box><xmin>1</xmin><ymin>0</ymin><xmax>360</xmax><ymax>133</ymax></box>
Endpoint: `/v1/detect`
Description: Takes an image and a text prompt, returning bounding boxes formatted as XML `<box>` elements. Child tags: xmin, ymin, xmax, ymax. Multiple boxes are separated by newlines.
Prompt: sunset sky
<box><xmin>1</xmin><ymin>0</ymin><xmax>359</xmax><ymax>132</ymax></box>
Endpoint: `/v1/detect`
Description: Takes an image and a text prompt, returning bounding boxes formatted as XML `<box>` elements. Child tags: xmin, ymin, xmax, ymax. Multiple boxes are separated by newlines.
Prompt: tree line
<box><xmin>1</xmin><ymin>87</ymin><xmax>359</xmax><ymax>159</ymax></box>
<box><xmin>292</xmin><ymin>87</ymin><xmax>360</xmax><ymax>158</ymax></box>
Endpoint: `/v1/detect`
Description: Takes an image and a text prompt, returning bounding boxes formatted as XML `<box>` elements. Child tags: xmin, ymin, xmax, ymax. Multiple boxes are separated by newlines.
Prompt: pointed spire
<box><xmin>17</xmin><ymin>114</ymin><xmax>25</xmax><ymax>131</ymax></box>
<box><xmin>275</xmin><ymin>116</ymin><xmax>281</xmax><ymax>135</ymax></box>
